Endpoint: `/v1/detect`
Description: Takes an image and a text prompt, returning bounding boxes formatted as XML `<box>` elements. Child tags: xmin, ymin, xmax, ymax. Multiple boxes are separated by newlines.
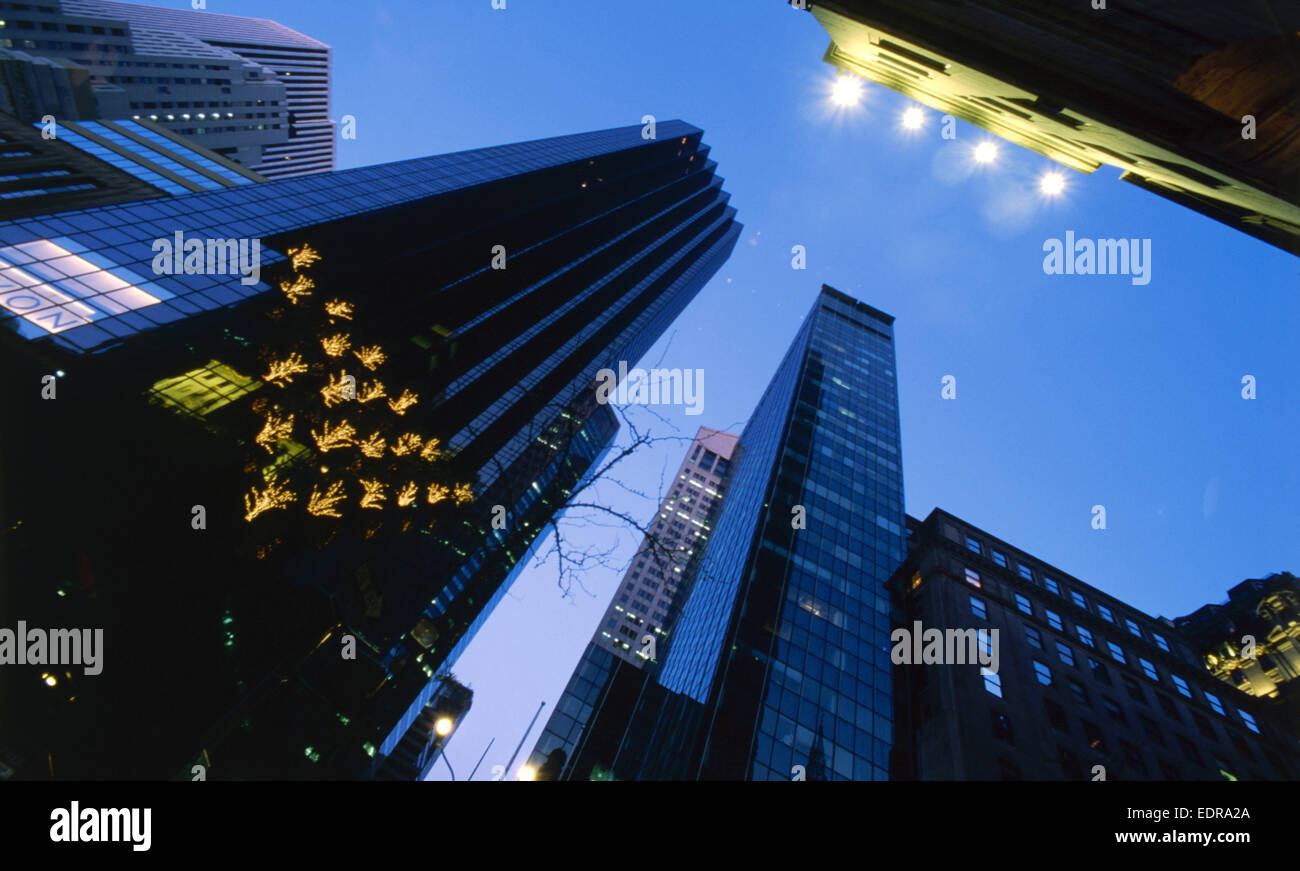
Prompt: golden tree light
<box><xmin>321</xmin><ymin>333</ymin><xmax>351</xmax><ymax>357</ymax></box>
<box><xmin>353</xmin><ymin>345</ymin><xmax>386</xmax><ymax>371</ymax></box>
<box><xmin>391</xmin><ymin>433</ymin><xmax>424</xmax><ymax>456</ymax></box>
<box><xmin>358</xmin><ymin>380</ymin><xmax>387</xmax><ymax>403</ymax></box>
<box><xmin>320</xmin><ymin>372</ymin><xmax>355</xmax><ymax>407</ymax></box>
<box><xmin>263</xmin><ymin>353</ymin><xmax>308</xmax><ymax>387</ymax></box>
<box><xmin>325</xmin><ymin>299</ymin><xmax>354</xmax><ymax>320</ymax></box>
<box><xmin>312</xmin><ymin>419</ymin><xmax>357</xmax><ymax>452</ymax></box>
<box><xmin>359</xmin><ymin>432</ymin><xmax>386</xmax><ymax>458</ymax></box>
<box><xmin>279</xmin><ymin>274</ymin><xmax>316</xmax><ymax>304</ymax></box>
<box><xmin>388</xmin><ymin>389</ymin><xmax>418</xmax><ymax>415</ymax></box>
<box><xmin>255</xmin><ymin>411</ymin><xmax>294</xmax><ymax>454</ymax></box>
<box><xmin>359</xmin><ymin>479</ymin><xmax>387</xmax><ymax>510</ymax></box>
<box><xmin>307</xmin><ymin>481</ymin><xmax>347</xmax><ymax>518</ymax></box>
<box><xmin>243</xmin><ymin>479</ymin><xmax>297</xmax><ymax>522</ymax></box>
<box><xmin>420</xmin><ymin>438</ymin><xmax>443</xmax><ymax>462</ymax></box>
<box><xmin>426</xmin><ymin>483</ymin><xmax>450</xmax><ymax>506</ymax></box>
<box><xmin>453</xmin><ymin>483</ymin><xmax>474</xmax><ymax>506</ymax></box>
<box><xmin>397</xmin><ymin>482</ymin><xmax>419</xmax><ymax>508</ymax></box>
<box><xmin>287</xmin><ymin>243</ymin><xmax>321</xmax><ymax>271</ymax></box>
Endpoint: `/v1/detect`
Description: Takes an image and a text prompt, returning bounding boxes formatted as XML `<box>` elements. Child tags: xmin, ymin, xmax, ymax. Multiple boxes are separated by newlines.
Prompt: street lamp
<box><xmin>830</xmin><ymin>75</ymin><xmax>864</xmax><ymax>108</ymax></box>
<box><xmin>434</xmin><ymin>717</ymin><xmax>454</xmax><ymax>737</ymax></box>
<box><xmin>517</xmin><ymin>765</ymin><xmax>537</xmax><ymax>781</ymax></box>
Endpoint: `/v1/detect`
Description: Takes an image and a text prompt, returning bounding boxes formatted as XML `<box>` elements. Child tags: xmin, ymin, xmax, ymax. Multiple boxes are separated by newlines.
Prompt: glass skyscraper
<box><xmin>538</xmin><ymin>286</ymin><xmax>906</xmax><ymax>780</ymax></box>
<box><xmin>0</xmin><ymin>119</ymin><xmax>740</xmax><ymax>778</ymax></box>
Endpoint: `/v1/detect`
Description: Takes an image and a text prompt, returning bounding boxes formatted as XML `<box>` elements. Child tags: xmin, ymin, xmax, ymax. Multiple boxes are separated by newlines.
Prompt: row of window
<box><xmin>961</xmin><ymin>550</ymin><xmax>1172</xmax><ymax>652</ymax></box>
<box><xmin>0</xmin><ymin>19</ymin><xmax>125</xmax><ymax>36</ymax></box>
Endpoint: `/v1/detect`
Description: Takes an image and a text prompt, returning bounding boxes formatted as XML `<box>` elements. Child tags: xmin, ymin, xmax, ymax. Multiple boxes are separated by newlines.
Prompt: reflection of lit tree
<box><xmin>241</xmin><ymin>244</ymin><xmax>473</xmax><ymax>555</ymax></box>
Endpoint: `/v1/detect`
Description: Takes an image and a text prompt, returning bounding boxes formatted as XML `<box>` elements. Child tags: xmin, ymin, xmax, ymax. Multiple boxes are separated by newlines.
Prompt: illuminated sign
<box><xmin>0</xmin><ymin>238</ymin><xmax>167</xmax><ymax>336</ymax></box>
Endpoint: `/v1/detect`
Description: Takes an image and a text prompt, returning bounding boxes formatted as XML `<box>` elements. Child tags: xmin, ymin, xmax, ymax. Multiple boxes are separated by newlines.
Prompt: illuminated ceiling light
<box><xmin>434</xmin><ymin>717</ymin><xmax>454</xmax><ymax>737</ymax></box>
<box><xmin>973</xmin><ymin>141</ymin><xmax>999</xmax><ymax>164</ymax></box>
<box><xmin>901</xmin><ymin>106</ymin><xmax>924</xmax><ymax>130</ymax></box>
<box><xmin>518</xmin><ymin>765</ymin><xmax>537</xmax><ymax>781</ymax></box>
<box><xmin>1039</xmin><ymin>170</ymin><xmax>1066</xmax><ymax>196</ymax></box>
<box><xmin>42</xmin><ymin>673</ymin><xmax>57</xmax><ymax>687</ymax></box>
<box><xmin>149</xmin><ymin>115</ymin><xmax>158</xmax><ymax>121</ymax></box>
<box><xmin>830</xmin><ymin>75</ymin><xmax>864</xmax><ymax>108</ymax></box>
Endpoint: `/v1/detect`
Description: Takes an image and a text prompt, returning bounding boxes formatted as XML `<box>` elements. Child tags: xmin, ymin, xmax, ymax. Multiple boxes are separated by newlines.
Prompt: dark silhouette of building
<box><xmin>890</xmin><ymin>509</ymin><xmax>1300</xmax><ymax>780</ymax></box>
<box><xmin>797</xmin><ymin>0</ymin><xmax>1300</xmax><ymax>255</ymax></box>
<box><xmin>0</xmin><ymin>119</ymin><xmax>740</xmax><ymax>778</ymax></box>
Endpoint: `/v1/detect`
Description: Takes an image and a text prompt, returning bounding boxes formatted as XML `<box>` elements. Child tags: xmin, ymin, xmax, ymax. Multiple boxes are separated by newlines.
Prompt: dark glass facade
<box><xmin>541</xmin><ymin>286</ymin><xmax>906</xmax><ymax>780</ymax></box>
<box><xmin>0</xmin><ymin>119</ymin><xmax>740</xmax><ymax>778</ymax></box>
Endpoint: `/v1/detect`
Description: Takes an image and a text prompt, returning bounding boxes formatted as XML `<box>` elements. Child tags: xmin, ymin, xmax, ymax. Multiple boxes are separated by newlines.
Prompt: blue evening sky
<box><xmin>188</xmin><ymin>0</ymin><xmax>1297</xmax><ymax>779</ymax></box>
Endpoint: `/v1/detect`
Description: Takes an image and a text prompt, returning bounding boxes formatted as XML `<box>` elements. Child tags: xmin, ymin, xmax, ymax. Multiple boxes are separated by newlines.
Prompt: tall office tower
<box><xmin>1175</xmin><ymin>572</ymin><xmax>1300</xmax><ymax>741</ymax></box>
<box><xmin>891</xmin><ymin>509</ymin><xmax>1300</xmax><ymax>780</ymax></box>
<box><xmin>0</xmin><ymin>119</ymin><xmax>740</xmax><ymax>778</ymax></box>
<box><xmin>537</xmin><ymin>286</ymin><xmax>906</xmax><ymax>781</ymax></box>
<box><xmin>795</xmin><ymin>0</ymin><xmax>1300</xmax><ymax>256</ymax></box>
<box><xmin>0</xmin><ymin>0</ymin><xmax>331</xmax><ymax>177</ymax></box>
<box><xmin>524</xmin><ymin>426</ymin><xmax>737</xmax><ymax>780</ymax></box>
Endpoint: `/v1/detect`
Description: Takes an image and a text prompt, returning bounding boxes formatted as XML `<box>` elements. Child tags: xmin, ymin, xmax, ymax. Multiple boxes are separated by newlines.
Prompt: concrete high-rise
<box><xmin>890</xmin><ymin>509</ymin><xmax>1300</xmax><ymax>780</ymax></box>
<box><xmin>0</xmin><ymin>0</ymin><xmax>331</xmax><ymax>177</ymax></box>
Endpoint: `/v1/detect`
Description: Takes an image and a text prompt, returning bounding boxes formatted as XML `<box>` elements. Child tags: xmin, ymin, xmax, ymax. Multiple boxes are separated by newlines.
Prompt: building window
<box><xmin>1140</xmin><ymin>715</ymin><xmax>1165</xmax><ymax>746</ymax></box>
<box><xmin>1152</xmin><ymin>633</ymin><xmax>1170</xmax><ymax>653</ymax></box>
<box><xmin>1102</xmin><ymin>696</ymin><xmax>1127</xmax><ymax>725</ymax></box>
<box><xmin>964</xmin><ymin>567</ymin><xmax>982</xmax><ymax>588</ymax></box>
<box><xmin>1032</xmin><ymin>660</ymin><xmax>1053</xmax><ymax>686</ymax></box>
<box><xmin>1171</xmin><ymin>674</ymin><xmax>1192</xmax><ymax>699</ymax></box>
<box><xmin>1082</xmin><ymin>719</ymin><xmax>1105</xmax><ymax>751</ymax></box>
<box><xmin>1212</xmin><ymin>756</ymin><xmax>1236</xmax><ymax>781</ymax></box>
<box><xmin>1191</xmin><ymin>712</ymin><xmax>1217</xmax><ymax>741</ymax></box>
<box><xmin>1205</xmin><ymin>693</ymin><xmax>1225</xmax><ymax>716</ymax></box>
<box><xmin>1014</xmin><ymin>593</ymin><xmax>1032</xmax><ymax>615</ymax></box>
<box><xmin>1070</xmin><ymin>591</ymin><xmax>1087</xmax><ymax>609</ymax></box>
<box><xmin>1106</xmin><ymin>641</ymin><xmax>1126</xmax><ymax>664</ymax></box>
<box><xmin>1097</xmin><ymin>604</ymin><xmax>1114</xmax><ymax>623</ymax></box>
<box><xmin>1043</xmin><ymin>577</ymin><xmax>1060</xmax><ymax>595</ymax></box>
<box><xmin>1024</xmin><ymin>624</ymin><xmax>1043</xmax><ymax>650</ymax></box>
<box><xmin>1076</xmin><ymin>625</ymin><xmax>1094</xmax><ymax>648</ymax></box>
<box><xmin>1056</xmin><ymin>641</ymin><xmax>1075</xmax><ymax>668</ymax></box>
<box><xmin>1121</xmin><ymin>674</ymin><xmax>1145</xmax><ymax>703</ymax></box>
<box><xmin>1044</xmin><ymin>699</ymin><xmax>1069</xmax><ymax>732</ymax></box>
<box><xmin>1045</xmin><ymin>609</ymin><xmax>1062</xmax><ymax>631</ymax></box>
<box><xmin>1088</xmin><ymin>657</ymin><xmax>1111</xmax><ymax>686</ymax></box>
<box><xmin>1017</xmin><ymin>564</ymin><xmax>1033</xmax><ymax>581</ymax></box>
<box><xmin>1138</xmin><ymin>658</ymin><xmax>1159</xmax><ymax>682</ymax></box>
<box><xmin>991</xmin><ymin>551</ymin><xmax>1007</xmax><ymax>567</ymax></box>
<box><xmin>1067</xmin><ymin>677</ymin><xmax>1089</xmax><ymax>705</ymax></box>
<box><xmin>1229</xmin><ymin>732</ymin><xmax>1255</xmax><ymax>761</ymax></box>
<box><xmin>1121</xmin><ymin>740</ymin><xmax>1148</xmax><ymax>776</ymax></box>
<box><xmin>1238</xmin><ymin>709</ymin><xmax>1261</xmax><ymax>735</ymax></box>
<box><xmin>970</xmin><ymin>595</ymin><xmax>987</xmax><ymax>619</ymax></box>
<box><xmin>965</xmin><ymin>535</ymin><xmax>981</xmax><ymax>554</ymax></box>
<box><xmin>1124</xmin><ymin>618</ymin><xmax>1143</xmax><ymax>639</ymax></box>
<box><xmin>1156</xmin><ymin>694</ymin><xmax>1181</xmax><ymax>722</ymax></box>
<box><xmin>990</xmin><ymin>710</ymin><xmax>1014</xmax><ymax>745</ymax></box>
<box><xmin>981</xmin><ymin>667</ymin><xmax>1002</xmax><ymax>698</ymax></box>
